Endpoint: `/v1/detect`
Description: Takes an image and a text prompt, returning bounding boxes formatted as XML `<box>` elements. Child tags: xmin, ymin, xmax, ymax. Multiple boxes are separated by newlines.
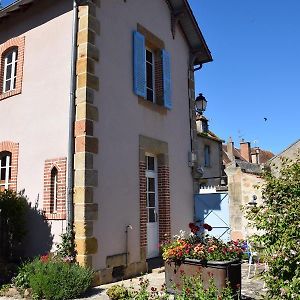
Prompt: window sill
<box><xmin>138</xmin><ymin>97</ymin><xmax>167</xmax><ymax>115</ymax></box>
<box><xmin>0</xmin><ymin>88</ymin><xmax>21</xmax><ymax>101</ymax></box>
<box><xmin>44</xmin><ymin>212</ymin><xmax>66</xmax><ymax>220</ymax></box>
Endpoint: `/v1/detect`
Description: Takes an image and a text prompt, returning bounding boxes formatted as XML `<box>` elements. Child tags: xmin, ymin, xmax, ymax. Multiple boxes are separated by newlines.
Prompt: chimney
<box><xmin>240</xmin><ymin>139</ymin><xmax>251</xmax><ymax>162</ymax></box>
<box><xmin>227</xmin><ymin>137</ymin><xmax>235</xmax><ymax>161</ymax></box>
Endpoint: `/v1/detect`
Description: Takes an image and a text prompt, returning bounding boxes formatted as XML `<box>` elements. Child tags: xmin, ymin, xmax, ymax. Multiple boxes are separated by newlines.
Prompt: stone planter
<box><xmin>165</xmin><ymin>258</ymin><xmax>241</xmax><ymax>299</ymax></box>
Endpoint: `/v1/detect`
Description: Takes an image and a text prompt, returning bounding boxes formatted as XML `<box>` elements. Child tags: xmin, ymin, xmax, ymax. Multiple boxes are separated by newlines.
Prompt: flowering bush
<box><xmin>246</xmin><ymin>157</ymin><xmax>300</xmax><ymax>299</ymax></box>
<box><xmin>161</xmin><ymin>223</ymin><xmax>244</xmax><ymax>265</ymax></box>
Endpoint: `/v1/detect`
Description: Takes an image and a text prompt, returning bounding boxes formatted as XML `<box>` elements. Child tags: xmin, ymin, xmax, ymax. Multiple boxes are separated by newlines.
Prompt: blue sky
<box><xmin>2</xmin><ymin>0</ymin><xmax>299</xmax><ymax>153</ymax></box>
<box><xmin>189</xmin><ymin>0</ymin><xmax>300</xmax><ymax>154</ymax></box>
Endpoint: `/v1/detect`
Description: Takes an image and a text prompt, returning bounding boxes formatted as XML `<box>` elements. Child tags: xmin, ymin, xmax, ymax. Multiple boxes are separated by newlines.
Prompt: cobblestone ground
<box><xmin>0</xmin><ymin>263</ymin><xmax>267</xmax><ymax>299</ymax></box>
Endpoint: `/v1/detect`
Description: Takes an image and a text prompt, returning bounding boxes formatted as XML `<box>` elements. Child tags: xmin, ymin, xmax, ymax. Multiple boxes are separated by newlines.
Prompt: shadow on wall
<box><xmin>23</xmin><ymin>203</ymin><xmax>53</xmax><ymax>258</ymax></box>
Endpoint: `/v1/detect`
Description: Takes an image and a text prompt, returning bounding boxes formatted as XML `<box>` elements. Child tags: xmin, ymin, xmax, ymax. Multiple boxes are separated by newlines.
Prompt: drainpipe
<box><xmin>67</xmin><ymin>0</ymin><xmax>79</xmax><ymax>228</ymax></box>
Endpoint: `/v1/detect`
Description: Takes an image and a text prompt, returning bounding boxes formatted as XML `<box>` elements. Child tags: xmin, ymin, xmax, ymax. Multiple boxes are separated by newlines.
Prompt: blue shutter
<box><xmin>133</xmin><ymin>31</ymin><xmax>146</xmax><ymax>97</ymax></box>
<box><xmin>162</xmin><ymin>49</ymin><xmax>172</xmax><ymax>110</ymax></box>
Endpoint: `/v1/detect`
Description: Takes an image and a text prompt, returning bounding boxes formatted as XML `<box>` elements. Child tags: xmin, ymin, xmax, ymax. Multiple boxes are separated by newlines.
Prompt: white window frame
<box><xmin>3</xmin><ymin>48</ymin><xmax>18</xmax><ymax>93</ymax></box>
<box><xmin>145</xmin><ymin>48</ymin><xmax>155</xmax><ymax>103</ymax></box>
<box><xmin>0</xmin><ymin>153</ymin><xmax>11</xmax><ymax>189</ymax></box>
<box><xmin>145</xmin><ymin>154</ymin><xmax>158</xmax><ymax>223</ymax></box>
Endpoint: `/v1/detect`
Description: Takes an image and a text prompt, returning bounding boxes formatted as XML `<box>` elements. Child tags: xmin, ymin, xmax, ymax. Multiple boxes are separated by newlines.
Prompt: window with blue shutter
<box><xmin>162</xmin><ymin>49</ymin><xmax>172</xmax><ymax>110</ymax></box>
<box><xmin>133</xmin><ymin>31</ymin><xmax>146</xmax><ymax>98</ymax></box>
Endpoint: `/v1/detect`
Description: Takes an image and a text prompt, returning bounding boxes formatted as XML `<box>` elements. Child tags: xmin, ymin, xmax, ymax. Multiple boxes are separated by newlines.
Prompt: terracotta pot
<box><xmin>165</xmin><ymin>258</ymin><xmax>241</xmax><ymax>299</ymax></box>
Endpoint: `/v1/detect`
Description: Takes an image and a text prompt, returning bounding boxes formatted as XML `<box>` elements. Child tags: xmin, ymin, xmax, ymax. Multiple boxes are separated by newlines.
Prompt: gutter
<box><xmin>67</xmin><ymin>0</ymin><xmax>79</xmax><ymax>228</ymax></box>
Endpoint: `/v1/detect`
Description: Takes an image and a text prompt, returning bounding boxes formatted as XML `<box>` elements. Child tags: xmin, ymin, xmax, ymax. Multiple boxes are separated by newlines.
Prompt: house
<box><xmin>268</xmin><ymin>139</ymin><xmax>300</xmax><ymax>176</ymax></box>
<box><xmin>223</xmin><ymin>138</ymin><xmax>274</xmax><ymax>240</ymax></box>
<box><xmin>195</xmin><ymin>114</ymin><xmax>224</xmax><ymax>187</ymax></box>
<box><xmin>0</xmin><ymin>0</ymin><xmax>212</xmax><ymax>284</ymax></box>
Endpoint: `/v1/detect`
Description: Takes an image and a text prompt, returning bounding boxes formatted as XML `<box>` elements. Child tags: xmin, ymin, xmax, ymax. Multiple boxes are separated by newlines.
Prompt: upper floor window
<box><xmin>0</xmin><ymin>151</ymin><xmax>12</xmax><ymax>190</ymax></box>
<box><xmin>204</xmin><ymin>145</ymin><xmax>211</xmax><ymax>167</ymax></box>
<box><xmin>0</xmin><ymin>36</ymin><xmax>25</xmax><ymax>101</ymax></box>
<box><xmin>3</xmin><ymin>48</ymin><xmax>18</xmax><ymax>93</ymax></box>
<box><xmin>133</xmin><ymin>25</ymin><xmax>172</xmax><ymax>110</ymax></box>
<box><xmin>146</xmin><ymin>48</ymin><xmax>155</xmax><ymax>102</ymax></box>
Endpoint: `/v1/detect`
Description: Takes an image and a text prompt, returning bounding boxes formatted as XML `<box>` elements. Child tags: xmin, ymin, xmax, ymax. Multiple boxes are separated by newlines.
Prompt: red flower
<box><xmin>203</xmin><ymin>223</ymin><xmax>213</xmax><ymax>231</ymax></box>
<box><xmin>40</xmin><ymin>254</ymin><xmax>49</xmax><ymax>263</ymax></box>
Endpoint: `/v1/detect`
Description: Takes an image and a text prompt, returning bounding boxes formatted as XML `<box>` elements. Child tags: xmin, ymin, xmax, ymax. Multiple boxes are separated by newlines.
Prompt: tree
<box><xmin>246</xmin><ymin>157</ymin><xmax>300</xmax><ymax>299</ymax></box>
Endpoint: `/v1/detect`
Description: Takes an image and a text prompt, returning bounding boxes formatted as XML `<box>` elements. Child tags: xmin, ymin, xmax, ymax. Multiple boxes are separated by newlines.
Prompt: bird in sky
<box><xmin>264</xmin><ymin>117</ymin><xmax>267</xmax><ymax>122</ymax></box>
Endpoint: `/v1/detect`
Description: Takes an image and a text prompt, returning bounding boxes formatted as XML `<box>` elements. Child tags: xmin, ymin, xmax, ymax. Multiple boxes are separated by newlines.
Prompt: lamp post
<box><xmin>195</xmin><ymin>93</ymin><xmax>207</xmax><ymax>115</ymax></box>
<box><xmin>248</xmin><ymin>195</ymin><xmax>257</xmax><ymax>207</ymax></box>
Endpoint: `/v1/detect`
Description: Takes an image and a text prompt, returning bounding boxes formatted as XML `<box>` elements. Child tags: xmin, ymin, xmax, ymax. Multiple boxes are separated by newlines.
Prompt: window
<box><xmin>146</xmin><ymin>49</ymin><xmax>155</xmax><ymax>102</ymax></box>
<box><xmin>204</xmin><ymin>145</ymin><xmax>211</xmax><ymax>167</ymax></box>
<box><xmin>0</xmin><ymin>152</ymin><xmax>11</xmax><ymax>190</ymax></box>
<box><xmin>146</xmin><ymin>155</ymin><xmax>157</xmax><ymax>223</ymax></box>
<box><xmin>3</xmin><ymin>48</ymin><xmax>18</xmax><ymax>93</ymax></box>
<box><xmin>50</xmin><ymin>167</ymin><xmax>58</xmax><ymax>213</ymax></box>
<box><xmin>133</xmin><ymin>26</ymin><xmax>172</xmax><ymax>109</ymax></box>
<box><xmin>43</xmin><ymin>157</ymin><xmax>67</xmax><ymax>220</ymax></box>
<box><xmin>0</xmin><ymin>36</ymin><xmax>25</xmax><ymax>100</ymax></box>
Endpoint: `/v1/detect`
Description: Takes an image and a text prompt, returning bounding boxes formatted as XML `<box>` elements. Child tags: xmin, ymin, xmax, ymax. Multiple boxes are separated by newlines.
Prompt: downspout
<box><xmin>67</xmin><ymin>0</ymin><xmax>79</xmax><ymax>228</ymax></box>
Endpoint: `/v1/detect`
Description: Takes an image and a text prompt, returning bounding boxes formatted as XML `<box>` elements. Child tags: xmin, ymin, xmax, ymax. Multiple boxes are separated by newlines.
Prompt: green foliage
<box><xmin>105</xmin><ymin>275</ymin><xmax>235</xmax><ymax>300</ymax></box>
<box><xmin>175</xmin><ymin>276</ymin><xmax>234</xmax><ymax>300</ymax></box>
<box><xmin>0</xmin><ymin>189</ymin><xmax>28</xmax><ymax>260</ymax></box>
<box><xmin>55</xmin><ymin>226</ymin><xmax>77</xmax><ymax>262</ymax></box>
<box><xmin>14</xmin><ymin>257</ymin><xmax>93</xmax><ymax>300</ymax></box>
<box><xmin>107</xmin><ymin>284</ymin><xmax>130</xmax><ymax>300</ymax></box>
<box><xmin>246</xmin><ymin>157</ymin><xmax>300</xmax><ymax>299</ymax></box>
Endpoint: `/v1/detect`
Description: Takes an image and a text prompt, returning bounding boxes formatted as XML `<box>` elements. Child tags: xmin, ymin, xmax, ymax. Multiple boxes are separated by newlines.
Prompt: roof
<box><xmin>0</xmin><ymin>0</ymin><xmax>212</xmax><ymax>65</ymax></box>
<box><xmin>251</xmin><ymin>148</ymin><xmax>274</xmax><ymax>164</ymax></box>
<box><xmin>0</xmin><ymin>0</ymin><xmax>36</xmax><ymax>20</ymax></box>
<box><xmin>166</xmin><ymin>0</ymin><xmax>212</xmax><ymax>64</ymax></box>
<box><xmin>268</xmin><ymin>139</ymin><xmax>300</xmax><ymax>163</ymax></box>
<box><xmin>234</xmin><ymin>160</ymin><xmax>263</xmax><ymax>175</ymax></box>
<box><xmin>222</xmin><ymin>144</ymin><xmax>274</xmax><ymax>165</ymax></box>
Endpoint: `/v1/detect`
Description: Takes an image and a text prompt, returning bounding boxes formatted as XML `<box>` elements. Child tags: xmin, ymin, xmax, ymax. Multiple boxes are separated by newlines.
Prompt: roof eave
<box><xmin>0</xmin><ymin>0</ymin><xmax>35</xmax><ymax>20</ymax></box>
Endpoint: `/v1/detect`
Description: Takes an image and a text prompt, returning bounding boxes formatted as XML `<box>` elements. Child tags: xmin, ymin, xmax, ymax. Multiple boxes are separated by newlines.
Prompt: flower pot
<box><xmin>165</xmin><ymin>258</ymin><xmax>241</xmax><ymax>299</ymax></box>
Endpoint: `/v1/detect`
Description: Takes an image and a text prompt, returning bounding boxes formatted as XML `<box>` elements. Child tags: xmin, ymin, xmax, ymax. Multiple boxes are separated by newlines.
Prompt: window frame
<box><xmin>0</xmin><ymin>36</ymin><xmax>25</xmax><ymax>101</ymax></box>
<box><xmin>145</xmin><ymin>48</ymin><xmax>156</xmax><ymax>103</ymax></box>
<box><xmin>145</xmin><ymin>153</ymin><xmax>158</xmax><ymax>224</ymax></box>
<box><xmin>0</xmin><ymin>151</ymin><xmax>12</xmax><ymax>190</ymax></box>
<box><xmin>3</xmin><ymin>48</ymin><xmax>18</xmax><ymax>93</ymax></box>
<box><xmin>204</xmin><ymin>145</ymin><xmax>211</xmax><ymax>167</ymax></box>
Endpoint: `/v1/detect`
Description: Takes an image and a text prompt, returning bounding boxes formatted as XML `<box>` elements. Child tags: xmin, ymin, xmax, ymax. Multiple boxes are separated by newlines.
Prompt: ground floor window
<box><xmin>0</xmin><ymin>152</ymin><xmax>11</xmax><ymax>190</ymax></box>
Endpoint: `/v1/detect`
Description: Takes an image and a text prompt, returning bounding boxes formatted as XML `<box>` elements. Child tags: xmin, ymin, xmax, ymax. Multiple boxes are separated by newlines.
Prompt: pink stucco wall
<box><xmin>93</xmin><ymin>0</ymin><xmax>194</xmax><ymax>269</ymax></box>
<box><xmin>0</xmin><ymin>0</ymin><xmax>73</xmax><ymax>255</ymax></box>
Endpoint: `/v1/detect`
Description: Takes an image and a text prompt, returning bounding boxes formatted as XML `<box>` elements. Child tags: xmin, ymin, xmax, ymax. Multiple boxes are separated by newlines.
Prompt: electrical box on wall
<box><xmin>188</xmin><ymin>151</ymin><xmax>197</xmax><ymax>167</ymax></box>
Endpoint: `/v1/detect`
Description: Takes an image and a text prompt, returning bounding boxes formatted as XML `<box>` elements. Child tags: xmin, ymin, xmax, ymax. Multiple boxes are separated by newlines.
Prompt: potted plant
<box><xmin>161</xmin><ymin>223</ymin><xmax>244</xmax><ymax>299</ymax></box>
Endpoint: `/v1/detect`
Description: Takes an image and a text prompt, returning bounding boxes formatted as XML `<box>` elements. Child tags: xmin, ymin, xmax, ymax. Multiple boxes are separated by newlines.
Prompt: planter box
<box><xmin>165</xmin><ymin>258</ymin><xmax>241</xmax><ymax>299</ymax></box>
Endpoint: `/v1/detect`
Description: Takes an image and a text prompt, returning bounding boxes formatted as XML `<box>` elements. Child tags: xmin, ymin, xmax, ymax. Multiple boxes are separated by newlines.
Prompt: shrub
<box><xmin>246</xmin><ymin>157</ymin><xmax>300</xmax><ymax>299</ymax></box>
<box><xmin>176</xmin><ymin>275</ymin><xmax>234</xmax><ymax>300</ymax></box>
<box><xmin>14</xmin><ymin>257</ymin><xmax>93</xmax><ymax>300</ymax></box>
<box><xmin>0</xmin><ymin>189</ymin><xmax>28</xmax><ymax>261</ymax></box>
<box><xmin>106</xmin><ymin>284</ymin><xmax>130</xmax><ymax>300</ymax></box>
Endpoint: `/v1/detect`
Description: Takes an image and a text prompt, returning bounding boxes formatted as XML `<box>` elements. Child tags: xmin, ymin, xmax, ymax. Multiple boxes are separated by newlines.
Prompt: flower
<box><xmin>203</xmin><ymin>223</ymin><xmax>213</xmax><ymax>231</ymax></box>
<box><xmin>162</xmin><ymin>224</ymin><xmax>244</xmax><ymax>265</ymax></box>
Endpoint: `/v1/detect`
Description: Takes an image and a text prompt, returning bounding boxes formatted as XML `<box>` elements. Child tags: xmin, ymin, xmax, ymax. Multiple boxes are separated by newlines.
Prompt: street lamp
<box><xmin>195</xmin><ymin>93</ymin><xmax>207</xmax><ymax>114</ymax></box>
<box><xmin>248</xmin><ymin>195</ymin><xmax>257</xmax><ymax>207</ymax></box>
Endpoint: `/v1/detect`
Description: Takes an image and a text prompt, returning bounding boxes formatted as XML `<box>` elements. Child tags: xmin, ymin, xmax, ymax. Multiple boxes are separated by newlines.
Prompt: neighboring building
<box><xmin>268</xmin><ymin>139</ymin><xmax>300</xmax><ymax>176</ymax></box>
<box><xmin>0</xmin><ymin>0</ymin><xmax>212</xmax><ymax>283</ymax></box>
<box><xmin>223</xmin><ymin>138</ymin><xmax>274</xmax><ymax>240</ymax></box>
<box><xmin>195</xmin><ymin>115</ymin><xmax>224</xmax><ymax>187</ymax></box>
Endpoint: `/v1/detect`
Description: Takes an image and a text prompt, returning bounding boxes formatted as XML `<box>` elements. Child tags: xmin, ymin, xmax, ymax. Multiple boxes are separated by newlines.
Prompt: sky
<box><xmin>1</xmin><ymin>0</ymin><xmax>299</xmax><ymax>154</ymax></box>
<box><xmin>189</xmin><ymin>0</ymin><xmax>300</xmax><ymax>154</ymax></box>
